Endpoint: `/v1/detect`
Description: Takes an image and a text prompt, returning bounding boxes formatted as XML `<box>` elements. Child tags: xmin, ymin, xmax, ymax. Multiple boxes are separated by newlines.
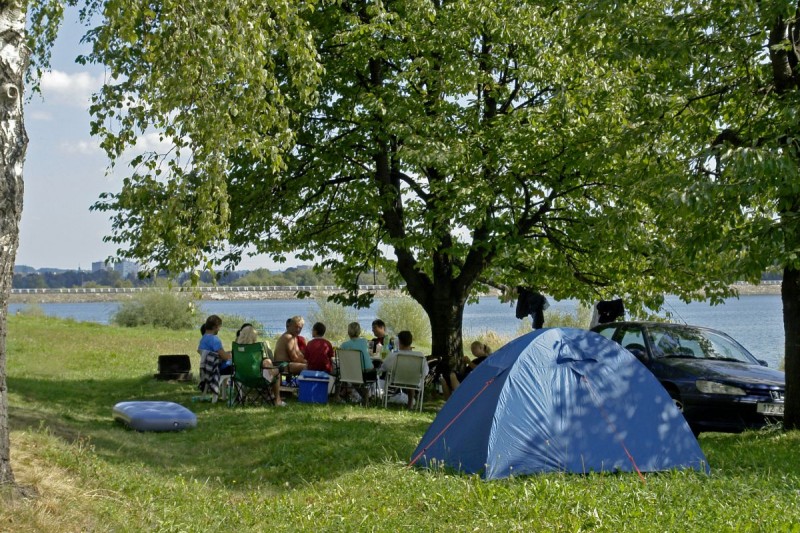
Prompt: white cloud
<box><xmin>133</xmin><ymin>132</ymin><xmax>174</xmax><ymax>153</ymax></box>
<box><xmin>59</xmin><ymin>139</ymin><xmax>102</xmax><ymax>155</ymax></box>
<box><xmin>115</xmin><ymin>132</ymin><xmax>178</xmax><ymax>166</ymax></box>
<box><xmin>28</xmin><ymin>110</ymin><xmax>53</xmax><ymax>121</ymax></box>
<box><xmin>40</xmin><ymin>70</ymin><xmax>105</xmax><ymax>108</ymax></box>
<box><xmin>54</xmin><ymin>132</ymin><xmax>178</xmax><ymax>169</ymax></box>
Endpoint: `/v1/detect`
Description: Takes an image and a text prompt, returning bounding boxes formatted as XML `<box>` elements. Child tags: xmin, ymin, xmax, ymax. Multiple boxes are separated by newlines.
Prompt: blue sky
<box><xmin>18</xmin><ymin>12</ymin><xmax>289</xmax><ymax>272</ymax></box>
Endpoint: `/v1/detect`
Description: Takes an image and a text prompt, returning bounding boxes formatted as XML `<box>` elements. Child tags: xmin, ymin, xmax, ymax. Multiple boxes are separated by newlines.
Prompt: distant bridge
<box><xmin>12</xmin><ymin>281</ymin><xmax>779</xmax><ymax>295</ymax></box>
<box><xmin>10</xmin><ymin>285</ymin><xmax>392</xmax><ymax>295</ymax></box>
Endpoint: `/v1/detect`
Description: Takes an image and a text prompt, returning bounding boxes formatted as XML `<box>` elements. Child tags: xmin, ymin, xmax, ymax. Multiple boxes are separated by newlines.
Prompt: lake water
<box><xmin>9</xmin><ymin>294</ymin><xmax>786</xmax><ymax>367</ymax></box>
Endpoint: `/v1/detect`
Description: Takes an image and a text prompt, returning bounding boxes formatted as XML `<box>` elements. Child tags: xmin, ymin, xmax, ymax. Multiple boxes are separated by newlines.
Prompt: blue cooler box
<box><xmin>298</xmin><ymin>370</ymin><xmax>331</xmax><ymax>404</ymax></box>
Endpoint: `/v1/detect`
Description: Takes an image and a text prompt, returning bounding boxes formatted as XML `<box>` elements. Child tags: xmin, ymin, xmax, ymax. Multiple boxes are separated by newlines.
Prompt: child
<box><xmin>303</xmin><ymin>322</ymin><xmax>335</xmax><ymax>374</ymax></box>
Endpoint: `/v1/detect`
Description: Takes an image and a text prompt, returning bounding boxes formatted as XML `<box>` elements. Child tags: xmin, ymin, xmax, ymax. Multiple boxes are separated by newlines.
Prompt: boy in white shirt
<box><xmin>381</xmin><ymin>330</ymin><xmax>429</xmax><ymax>409</ymax></box>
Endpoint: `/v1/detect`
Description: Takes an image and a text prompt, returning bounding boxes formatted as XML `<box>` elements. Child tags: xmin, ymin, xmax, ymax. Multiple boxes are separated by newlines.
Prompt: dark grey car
<box><xmin>591</xmin><ymin>321</ymin><xmax>785</xmax><ymax>434</ymax></box>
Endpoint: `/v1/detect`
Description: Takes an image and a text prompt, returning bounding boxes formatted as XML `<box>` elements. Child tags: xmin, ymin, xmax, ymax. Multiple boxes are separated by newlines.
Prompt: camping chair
<box><xmin>425</xmin><ymin>354</ymin><xmax>450</xmax><ymax>396</ymax></box>
<box><xmin>196</xmin><ymin>349</ymin><xmax>230</xmax><ymax>403</ymax></box>
<box><xmin>336</xmin><ymin>349</ymin><xmax>377</xmax><ymax>406</ymax></box>
<box><xmin>384</xmin><ymin>353</ymin><xmax>426</xmax><ymax>412</ymax></box>
<box><xmin>229</xmin><ymin>342</ymin><xmax>277</xmax><ymax>407</ymax></box>
<box><xmin>278</xmin><ymin>365</ymin><xmax>300</xmax><ymax>394</ymax></box>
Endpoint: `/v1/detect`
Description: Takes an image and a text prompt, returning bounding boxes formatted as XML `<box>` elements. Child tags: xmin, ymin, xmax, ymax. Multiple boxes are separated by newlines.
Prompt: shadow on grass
<box><xmin>9</xmin><ymin>374</ymin><xmax>437</xmax><ymax>491</ymax></box>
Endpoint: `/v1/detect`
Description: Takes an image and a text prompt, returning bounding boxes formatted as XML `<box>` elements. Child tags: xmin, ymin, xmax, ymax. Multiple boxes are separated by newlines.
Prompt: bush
<box><xmin>112</xmin><ymin>291</ymin><xmax>198</xmax><ymax>330</ymax></box>
<box><xmin>377</xmin><ymin>297</ymin><xmax>431</xmax><ymax>346</ymax></box>
<box><xmin>465</xmin><ymin>330</ymin><xmax>511</xmax><ymax>355</ymax></box>
<box><xmin>15</xmin><ymin>303</ymin><xmax>46</xmax><ymax>317</ymax></box>
<box><xmin>215</xmin><ymin>314</ymin><xmax>265</xmax><ymax>338</ymax></box>
<box><xmin>308</xmin><ymin>298</ymin><xmax>357</xmax><ymax>344</ymax></box>
<box><xmin>515</xmin><ymin>303</ymin><xmax>593</xmax><ymax>337</ymax></box>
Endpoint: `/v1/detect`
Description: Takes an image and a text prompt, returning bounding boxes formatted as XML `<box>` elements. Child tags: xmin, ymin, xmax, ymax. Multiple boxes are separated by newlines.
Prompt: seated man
<box><xmin>381</xmin><ymin>330</ymin><xmax>429</xmax><ymax>410</ymax></box>
<box><xmin>273</xmin><ymin>316</ymin><xmax>307</xmax><ymax>376</ymax></box>
<box><xmin>370</xmin><ymin>319</ymin><xmax>388</xmax><ymax>356</ymax></box>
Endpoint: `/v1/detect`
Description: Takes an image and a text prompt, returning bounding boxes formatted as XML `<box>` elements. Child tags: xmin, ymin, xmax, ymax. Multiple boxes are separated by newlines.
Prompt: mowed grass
<box><xmin>2</xmin><ymin>315</ymin><xmax>800</xmax><ymax>532</ymax></box>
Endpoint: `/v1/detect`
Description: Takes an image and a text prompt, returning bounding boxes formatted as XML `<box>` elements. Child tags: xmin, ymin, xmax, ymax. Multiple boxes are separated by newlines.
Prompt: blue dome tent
<box><xmin>411</xmin><ymin>328</ymin><xmax>709</xmax><ymax>479</ymax></box>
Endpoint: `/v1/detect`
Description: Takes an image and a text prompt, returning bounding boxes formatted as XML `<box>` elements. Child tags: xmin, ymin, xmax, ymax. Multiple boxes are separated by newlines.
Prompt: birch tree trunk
<box><xmin>0</xmin><ymin>0</ymin><xmax>29</xmax><ymax>487</ymax></box>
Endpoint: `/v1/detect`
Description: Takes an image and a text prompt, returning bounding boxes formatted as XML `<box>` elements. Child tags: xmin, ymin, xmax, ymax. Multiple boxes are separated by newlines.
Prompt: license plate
<box><xmin>757</xmin><ymin>402</ymin><xmax>784</xmax><ymax>416</ymax></box>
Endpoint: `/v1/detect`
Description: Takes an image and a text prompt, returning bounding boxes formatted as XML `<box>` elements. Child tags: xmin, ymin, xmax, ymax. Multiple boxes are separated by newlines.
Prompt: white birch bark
<box><xmin>0</xmin><ymin>0</ymin><xmax>29</xmax><ymax>486</ymax></box>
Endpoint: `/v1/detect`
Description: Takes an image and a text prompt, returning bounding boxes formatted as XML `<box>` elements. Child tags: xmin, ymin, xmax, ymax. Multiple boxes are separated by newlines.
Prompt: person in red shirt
<box><xmin>303</xmin><ymin>322</ymin><xmax>335</xmax><ymax>374</ymax></box>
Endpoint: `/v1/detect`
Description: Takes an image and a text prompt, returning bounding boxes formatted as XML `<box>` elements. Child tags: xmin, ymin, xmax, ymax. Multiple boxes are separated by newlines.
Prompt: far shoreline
<box><xmin>9</xmin><ymin>283</ymin><xmax>781</xmax><ymax>305</ymax></box>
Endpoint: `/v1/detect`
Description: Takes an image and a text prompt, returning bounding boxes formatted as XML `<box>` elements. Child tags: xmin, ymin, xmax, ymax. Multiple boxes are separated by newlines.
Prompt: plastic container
<box><xmin>297</xmin><ymin>370</ymin><xmax>331</xmax><ymax>404</ymax></box>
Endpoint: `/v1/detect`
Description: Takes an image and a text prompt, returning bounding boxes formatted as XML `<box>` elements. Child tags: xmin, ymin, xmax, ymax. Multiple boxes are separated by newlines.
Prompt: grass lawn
<box><xmin>2</xmin><ymin>315</ymin><xmax>800</xmax><ymax>532</ymax></box>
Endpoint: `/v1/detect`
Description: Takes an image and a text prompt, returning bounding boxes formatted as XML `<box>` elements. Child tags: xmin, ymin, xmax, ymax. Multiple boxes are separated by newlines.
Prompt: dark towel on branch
<box><xmin>516</xmin><ymin>287</ymin><xmax>548</xmax><ymax>329</ymax></box>
<box><xmin>597</xmin><ymin>299</ymin><xmax>625</xmax><ymax>324</ymax></box>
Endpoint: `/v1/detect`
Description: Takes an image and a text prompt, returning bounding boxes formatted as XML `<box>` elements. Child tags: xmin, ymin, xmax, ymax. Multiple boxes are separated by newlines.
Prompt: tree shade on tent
<box><xmin>411</xmin><ymin>328</ymin><xmax>709</xmax><ymax>479</ymax></box>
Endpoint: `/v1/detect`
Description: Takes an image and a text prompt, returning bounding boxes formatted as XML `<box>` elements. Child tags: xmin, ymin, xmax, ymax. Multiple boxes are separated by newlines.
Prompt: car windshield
<box><xmin>648</xmin><ymin>326</ymin><xmax>758</xmax><ymax>364</ymax></box>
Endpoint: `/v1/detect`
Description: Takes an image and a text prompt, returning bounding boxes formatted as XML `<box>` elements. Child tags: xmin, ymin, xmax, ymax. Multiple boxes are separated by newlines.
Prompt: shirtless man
<box><xmin>273</xmin><ymin>316</ymin><xmax>307</xmax><ymax>375</ymax></box>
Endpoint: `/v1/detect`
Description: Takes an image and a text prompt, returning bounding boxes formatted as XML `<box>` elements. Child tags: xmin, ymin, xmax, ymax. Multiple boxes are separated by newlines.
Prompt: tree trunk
<box><xmin>783</xmin><ymin>266</ymin><xmax>800</xmax><ymax>429</ymax></box>
<box><xmin>0</xmin><ymin>1</ymin><xmax>28</xmax><ymax>487</ymax></box>
<box><xmin>398</xmin><ymin>253</ymin><xmax>468</xmax><ymax>374</ymax></box>
<box><xmin>427</xmin><ymin>291</ymin><xmax>466</xmax><ymax>369</ymax></box>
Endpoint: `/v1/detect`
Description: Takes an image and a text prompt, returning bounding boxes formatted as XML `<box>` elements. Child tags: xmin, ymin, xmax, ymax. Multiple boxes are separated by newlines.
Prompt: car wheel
<box><xmin>668</xmin><ymin>389</ymin><xmax>684</xmax><ymax>412</ymax></box>
<box><xmin>667</xmin><ymin>389</ymin><xmax>700</xmax><ymax>436</ymax></box>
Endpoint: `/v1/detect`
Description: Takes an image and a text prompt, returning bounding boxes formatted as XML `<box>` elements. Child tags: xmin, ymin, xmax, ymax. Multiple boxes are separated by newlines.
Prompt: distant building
<box><xmin>92</xmin><ymin>259</ymin><xmax>139</xmax><ymax>277</ymax></box>
<box><xmin>114</xmin><ymin>260</ymin><xmax>140</xmax><ymax>278</ymax></box>
<box><xmin>92</xmin><ymin>261</ymin><xmax>112</xmax><ymax>273</ymax></box>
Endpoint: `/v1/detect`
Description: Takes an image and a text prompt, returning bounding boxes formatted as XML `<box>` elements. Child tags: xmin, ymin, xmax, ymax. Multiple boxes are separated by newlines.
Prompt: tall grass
<box><xmin>515</xmin><ymin>303</ymin><xmax>593</xmax><ymax>336</ymax></box>
<box><xmin>308</xmin><ymin>298</ymin><xmax>358</xmax><ymax>344</ymax></box>
<box><xmin>464</xmin><ymin>330</ymin><xmax>511</xmax><ymax>354</ymax></box>
<box><xmin>13</xmin><ymin>303</ymin><xmax>46</xmax><ymax>317</ymax></box>
<box><xmin>4</xmin><ymin>315</ymin><xmax>800</xmax><ymax>531</ymax></box>
<box><xmin>112</xmin><ymin>290</ymin><xmax>198</xmax><ymax>330</ymax></box>
<box><xmin>211</xmin><ymin>313</ymin><xmax>265</xmax><ymax>338</ymax></box>
<box><xmin>377</xmin><ymin>297</ymin><xmax>431</xmax><ymax>345</ymax></box>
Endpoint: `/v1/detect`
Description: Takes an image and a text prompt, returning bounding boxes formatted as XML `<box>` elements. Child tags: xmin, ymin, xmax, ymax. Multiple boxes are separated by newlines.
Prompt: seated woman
<box><xmin>197</xmin><ymin>315</ymin><xmax>232</xmax><ymax>398</ymax></box>
<box><xmin>235</xmin><ymin>323</ymin><xmax>285</xmax><ymax>407</ymax></box>
<box><xmin>339</xmin><ymin>322</ymin><xmax>375</xmax><ymax>379</ymax></box>
<box><xmin>338</xmin><ymin>322</ymin><xmax>377</xmax><ymax>402</ymax></box>
<box><xmin>449</xmin><ymin>341</ymin><xmax>492</xmax><ymax>392</ymax></box>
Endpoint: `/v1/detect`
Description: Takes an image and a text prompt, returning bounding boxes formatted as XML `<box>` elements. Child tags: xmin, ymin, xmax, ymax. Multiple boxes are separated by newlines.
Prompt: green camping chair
<box><xmin>229</xmin><ymin>342</ymin><xmax>277</xmax><ymax>407</ymax></box>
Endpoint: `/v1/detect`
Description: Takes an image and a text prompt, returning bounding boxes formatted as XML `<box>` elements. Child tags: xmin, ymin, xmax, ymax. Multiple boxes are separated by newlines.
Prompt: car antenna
<box><xmin>663</xmin><ymin>299</ymin><xmax>689</xmax><ymax>325</ymax></box>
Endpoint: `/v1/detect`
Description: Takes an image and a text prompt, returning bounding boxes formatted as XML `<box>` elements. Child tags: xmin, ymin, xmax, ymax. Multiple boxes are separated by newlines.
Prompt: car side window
<box><xmin>593</xmin><ymin>325</ymin><xmax>616</xmax><ymax>341</ymax></box>
<box><xmin>650</xmin><ymin>329</ymin><xmax>700</xmax><ymax>357</ymax></box>
<box><xmin>619</xmin><ymin>328</ymin><xmax>645</xmax><ymax>348</ymax></box>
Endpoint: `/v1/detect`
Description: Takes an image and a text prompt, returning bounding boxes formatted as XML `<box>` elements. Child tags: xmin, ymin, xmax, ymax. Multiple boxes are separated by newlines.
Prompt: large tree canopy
<box><xmin>91</xmin><ymin>1</ymin><xmax>740</xmax><ymax>362</ymax></box>
<box><xmin>651</xmin><ymin>0</ymin><xmax>800</xmax><ymax>427</ymax></box>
